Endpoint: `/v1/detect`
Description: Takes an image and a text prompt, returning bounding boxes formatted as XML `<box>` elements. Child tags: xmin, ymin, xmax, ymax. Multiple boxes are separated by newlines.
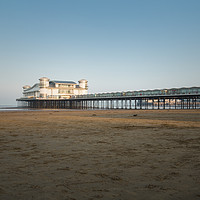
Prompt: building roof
<box><xmin>23</xmin><ymin>84</ymin><xmax>40</xmax><ymax>92</ymax></box>
<box><xmin>50</xmin><ymin>80</ymin><xmax>77</xmax><ymax>84</ymax></box>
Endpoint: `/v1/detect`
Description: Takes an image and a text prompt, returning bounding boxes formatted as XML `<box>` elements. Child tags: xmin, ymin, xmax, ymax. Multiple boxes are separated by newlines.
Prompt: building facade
<box><xmin>22</xmin><ymin>77</ymin><xmax>88</xmax><ymax>99</ymax></box>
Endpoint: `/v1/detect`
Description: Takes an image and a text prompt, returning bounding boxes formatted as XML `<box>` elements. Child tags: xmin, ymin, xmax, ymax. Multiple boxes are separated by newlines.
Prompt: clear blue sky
<box><xmin>0</xmin><ymin>0</ymin><xmax>200</xmax><ymax>105</ymax></box>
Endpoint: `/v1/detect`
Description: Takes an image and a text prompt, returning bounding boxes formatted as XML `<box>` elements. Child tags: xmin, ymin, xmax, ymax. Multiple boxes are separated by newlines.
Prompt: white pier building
<box><xmin>22</xmin><ymin>77</ymin><xmax>88</xmax><ymax>99</ymax></box>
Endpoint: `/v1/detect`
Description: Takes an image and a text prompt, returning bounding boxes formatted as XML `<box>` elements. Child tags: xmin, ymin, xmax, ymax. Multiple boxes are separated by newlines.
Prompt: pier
<box><xmin>17</xmin><ymin>78</ymin><xmax>200</xmax><ymax>110</ymax></box>
<box><xmin>17</xmin><ymin>93</ymin><xmax>200</xmax><ymax>110</ymax></box>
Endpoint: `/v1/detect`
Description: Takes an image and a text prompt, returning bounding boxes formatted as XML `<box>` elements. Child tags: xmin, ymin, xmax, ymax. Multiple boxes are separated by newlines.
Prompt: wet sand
<box><xmin>0</xmin><ymin>109</ymin><xmax>200</xmax><ymax>200</ymax></box>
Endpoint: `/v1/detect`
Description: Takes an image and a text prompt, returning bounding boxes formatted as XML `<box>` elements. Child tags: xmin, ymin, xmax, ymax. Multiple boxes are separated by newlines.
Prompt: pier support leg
<box><xmin>116</xmin><ymin>100</ymin><xmax>119</xmax><ymax>109</ymax></box>
<box><xmin>152</xmin><ymin>99</ymin><xmax>154</xmax><ymax>109</ymax></box>
<box><xmin>195</xmin><ymin>98</ymin><xmax>197</xmax><ymax>109</ymax></box>
<box><xmin>175</xmin><ymin>99</ymin><xmax>177</xmax><ymax>109</ymax></box>
<box><xmin>163</xmin><ymin>98</ymin><xmax>165</xmax><ymax>109</ymax></box>
<box><xmin>135</xmin><ymin>99</ymin><xmax>137</xmax><ymax>109</ymax></box>
<box><xmin>140</xmin><ymin>99</ymin><xmax>142</xmax><ymax>109</ymax></box>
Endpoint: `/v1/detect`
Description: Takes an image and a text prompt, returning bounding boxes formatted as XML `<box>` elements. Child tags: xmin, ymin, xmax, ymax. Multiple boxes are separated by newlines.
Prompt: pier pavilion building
<box><xmin>17</xmin><ymin>79</ymin><xmax>199</xmax><ymax>109</ymax></box>
<box><xmin>22</xmin><ymin>77</ymin><xmax>88</xmax><ymax>99</ymax></box>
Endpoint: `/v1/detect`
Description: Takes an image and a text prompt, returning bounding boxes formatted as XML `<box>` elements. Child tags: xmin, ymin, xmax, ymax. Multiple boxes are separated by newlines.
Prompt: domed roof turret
<box><xmin>79</xmin><ymin>79</ymin><xmax>88</xmax><ymax>82</ymax></box>
<box><xmin>39</xmin><ymin>77</ymin><xmax>49</xmax><ymax>81</ymax></box>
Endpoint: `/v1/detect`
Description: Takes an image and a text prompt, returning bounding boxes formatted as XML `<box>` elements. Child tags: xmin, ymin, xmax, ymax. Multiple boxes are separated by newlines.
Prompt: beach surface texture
<box><xmin>0</xmin><ymin>109</ymin><xmax>200</xmax><ymax>200</ymax></box>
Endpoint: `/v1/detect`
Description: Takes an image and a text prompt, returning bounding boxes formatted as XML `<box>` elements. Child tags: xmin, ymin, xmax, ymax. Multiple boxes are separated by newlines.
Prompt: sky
<box><xmin>0</xmin><ymin>0</ymin><xmax>200</xmax><ymax>105</ymax></box>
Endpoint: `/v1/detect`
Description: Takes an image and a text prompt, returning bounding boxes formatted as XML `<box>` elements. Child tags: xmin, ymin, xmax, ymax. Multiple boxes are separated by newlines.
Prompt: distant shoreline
<box><xmin>0</xmin><ymin>107</ymin><xmax>84</xmax><ymax>112</ymax></box>
<box><xmin>0</xmin><ymin>106</ymin><xmax>19</xmax><ymax>109</ymax></box>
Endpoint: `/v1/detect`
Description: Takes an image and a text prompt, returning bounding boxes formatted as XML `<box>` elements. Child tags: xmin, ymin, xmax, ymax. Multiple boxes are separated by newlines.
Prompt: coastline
<box><xmin>0</xmin><ymin>109</ymin><xmax>200</xmax><ymax>199</ymax></box>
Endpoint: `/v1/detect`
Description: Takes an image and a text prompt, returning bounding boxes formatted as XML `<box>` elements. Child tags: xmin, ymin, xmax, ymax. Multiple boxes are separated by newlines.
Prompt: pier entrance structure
<box><xmin>17</xmin><ymin>87</ymin><xmax>200</xmax><ymax>110</ymax></box>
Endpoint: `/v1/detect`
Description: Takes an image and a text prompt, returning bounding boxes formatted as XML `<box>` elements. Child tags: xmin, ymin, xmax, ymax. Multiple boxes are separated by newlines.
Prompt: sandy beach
<box><xmin>0</xmin><ymin>109</ymin><xmax>200</xmax><ymax>200</ymax></box>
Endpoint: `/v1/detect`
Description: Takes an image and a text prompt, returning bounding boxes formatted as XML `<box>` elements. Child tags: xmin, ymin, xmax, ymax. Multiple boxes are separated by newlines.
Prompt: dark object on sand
<box><xmin>133</xmin><ymin>114</ymin><xmax>137</xmax><ymax>117</ymax></box>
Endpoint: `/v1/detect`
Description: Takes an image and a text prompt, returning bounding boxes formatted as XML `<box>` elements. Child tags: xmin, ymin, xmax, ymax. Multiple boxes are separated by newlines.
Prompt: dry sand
<box><xmin>0</xmin><ymin>109</ymin><xmax>200</xmax><ymax>200</ymax></box>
